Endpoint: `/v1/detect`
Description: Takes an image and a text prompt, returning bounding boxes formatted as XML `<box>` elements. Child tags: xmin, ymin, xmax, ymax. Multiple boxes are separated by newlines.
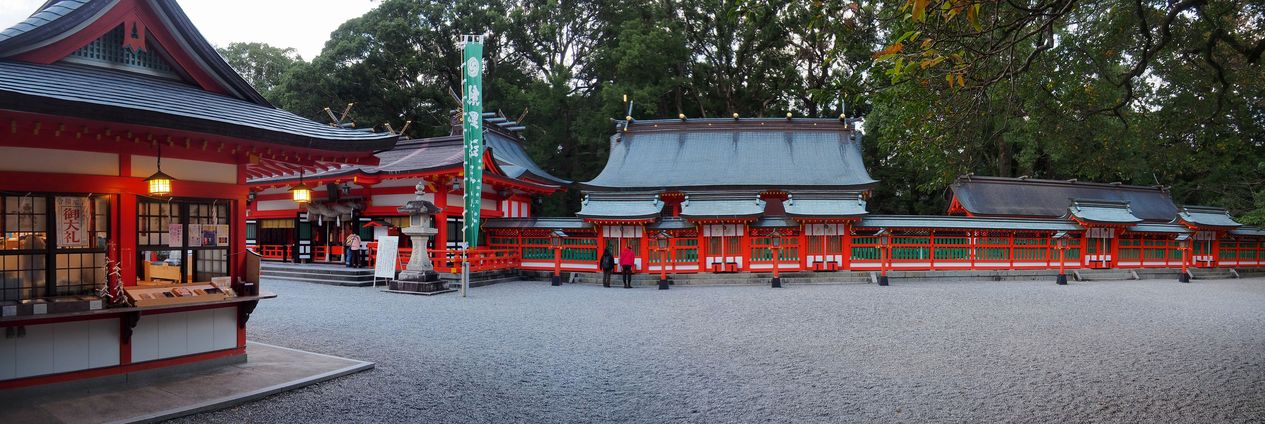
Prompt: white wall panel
<box><xmin>213</xmin><ymin>307</ymin><xmax>238</xmax><ymax>350</ymax></box>
<box><xmin>186</xmin><ymin>310</ymin><xmax>216</xmax><ymax>354</ymax></box>
<box><xmin>14</xmin><ymin>324</ymin><xmax>54</xmax><ymax>378</ymax></box>
<box><xmin>132</xmin><ymin>316</ymin><xmax>160</xmax><ymax>362</ymax></box>
<box><xmin>0</xmin><ymin>147</ymin><xmax>118</xmax><ymax>176</ymax></box>
<box><xmin>52</xmin><ymin>322</ymin><xmax>90</xmax><ymax>374</ymax></box>
<box><xmin>373</xmin><ymin>193</ymin><xmax>430</xmax><ymax>207</ymax></box>
<box><xmin>376</xmin><ymin>178</ymin><xmax>423</xmax><ymax>188</ymax></box>
<box><xmin>132</xmin><ymin>156</ymin><xmax>236</xmax><ymax>184</ymax></box>
<box><xmin>88</xmin><ymin>318</ymin><xmax>120</xmax><ymax>368</ymax></box>
<box><xmin>0</xmin><ymin>333</ymin><xmax>14</xmax><ymax>380</ymax></box>
<box><xmin>256</xmin><ymin>199</ymin><xmax>299</xmax><ymax>211</ymax></box>
<box><xmin>157</xmin><ymin>313</ymin><xmax>189</xmax><ymax>359</ymax></box>
<box><xmin>257</xmin><ymin>187</ymin><xmax>291</xmax><ymax>195</ymax></box>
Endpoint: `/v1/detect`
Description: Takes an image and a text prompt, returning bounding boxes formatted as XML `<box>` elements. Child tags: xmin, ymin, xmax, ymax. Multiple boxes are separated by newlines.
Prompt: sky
<box><xmin>0</xmin><ymin>0</ymin><xmax>380</xmax><ymax>60</ymax></box>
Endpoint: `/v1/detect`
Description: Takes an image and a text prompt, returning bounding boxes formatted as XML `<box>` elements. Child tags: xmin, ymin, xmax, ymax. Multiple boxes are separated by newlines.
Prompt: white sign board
<box><xmin>168</xmin><ymin>223</ymin><xmax>184</xmax><ymax>247</ymax></box>
<box><xmin>373</xmin><ymin>236</ymin><xmax>400</xmax><ymax>279</ymax></box>
<box><xmin>55</xmin><ymin>197</ymin><xmax>89</xmax><ymax>248</ymax></box>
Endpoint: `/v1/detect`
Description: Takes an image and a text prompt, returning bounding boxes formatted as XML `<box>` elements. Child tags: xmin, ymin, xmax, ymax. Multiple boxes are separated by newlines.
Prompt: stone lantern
<box><xmin>393</xmin><ymin>183</ymin><xmax>442</xmax><ymax>291</ymax></box>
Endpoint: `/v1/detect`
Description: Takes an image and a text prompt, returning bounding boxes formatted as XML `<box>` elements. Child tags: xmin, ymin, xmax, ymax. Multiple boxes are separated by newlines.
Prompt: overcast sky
<box><xmin>0</xmin><ymin>0</ymin><xmax>380</xmax><ymax>60</ymax></box>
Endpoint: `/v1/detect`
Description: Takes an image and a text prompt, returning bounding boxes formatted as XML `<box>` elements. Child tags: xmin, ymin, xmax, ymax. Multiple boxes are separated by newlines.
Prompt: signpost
<box><xmin>460</xmin><ymin>34</ymin><xmax>484</xmax><ymax>297</ymax></box>
<box><xmin>373</xmin><ymin>236</ymin><xmax>400</xmax><ymax>288</ymax></box>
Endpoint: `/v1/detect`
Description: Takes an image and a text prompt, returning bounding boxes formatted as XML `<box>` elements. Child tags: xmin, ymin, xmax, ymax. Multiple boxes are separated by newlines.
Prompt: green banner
<box><xmin>461</xmin><ymin>37</ymin><xmax>484</xmax><ymax>248</ymax></box>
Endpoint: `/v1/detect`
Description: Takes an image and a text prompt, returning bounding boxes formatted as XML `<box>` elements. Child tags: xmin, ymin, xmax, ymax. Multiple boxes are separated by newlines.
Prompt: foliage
<box><xmin>232</xmin><ymin>0</ymin><xmax>1264</xmax><ymax>223</ymax></box>
<box><xmin>215</xmin><ymin>42</ymin><xmax>303</xmax><ymax>103</ymax></box>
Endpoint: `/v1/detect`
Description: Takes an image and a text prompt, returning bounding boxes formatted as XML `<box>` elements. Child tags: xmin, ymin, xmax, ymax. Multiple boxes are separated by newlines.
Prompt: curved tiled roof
<box><xmin>0</xmin><ymin>61</ymin><xmax>396</xmax><ymax>149</ymax></box>
<box><xmin>950</xmin><ymin>176</ymin><xmax>1178</xmax><ymax>222</ymax></box>
<box><xmin>1176</xmin><ymin>205</ymin><xmax>1241</xmax><ymax>228</ymax></box>
<box><xmin>1065</xmin><ymin>200</ymin><xmax>1143</xmax><ymax>224</ymax></box>
<box><xmin>582</xmin><ymin>118</ymin><xmax>876</xmax><ymax>190</ymax></box>
<box><xmin>0</xmin><ymin>0</ymin><xmax>273</xmax><ymax>106</ymax></box>
<box><xmin>248</xmin><ymin>128</ymin><xmax>568</xmax><ymax>186</ymax></box>
<box><xmin>0</xmin><ymin>1</ymin><xmax>97</xmax><ymax>48</ymax></box>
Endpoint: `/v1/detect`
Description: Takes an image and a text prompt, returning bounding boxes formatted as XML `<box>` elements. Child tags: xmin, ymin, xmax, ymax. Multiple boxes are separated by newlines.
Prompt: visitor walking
<box><xmin>599</xmin><ymin>249</ymin><xmax>615</xmax><ymax>288</ymax></box>
<box><xmin>345</xmin><ymin>231</ymin><xmax>362</xmax><ymax>268</ymax></box>
<box><xmin>620</xmin><ymin>245</ymin><xmax>635</xmax><ymax>288</ymax></box>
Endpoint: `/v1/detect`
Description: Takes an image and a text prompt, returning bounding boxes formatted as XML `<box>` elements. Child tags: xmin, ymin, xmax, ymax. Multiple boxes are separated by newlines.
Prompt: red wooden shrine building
<box><xmin>478</xmin><ymin>118</ymin><xmax>1263</xmax><ymax>275</ymax></box>
<box><xmin>245</xmin><ymin>113</ymin><xmax>567</xmax><ymax>264</ymax></box>
<box><xmin>0</xmin><ymin>0</ymin><xmax>394</xmax><ymax>388</ymax></box>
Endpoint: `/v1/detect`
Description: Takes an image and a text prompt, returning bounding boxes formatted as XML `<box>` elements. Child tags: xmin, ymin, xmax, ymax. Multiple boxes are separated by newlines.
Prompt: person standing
<box><xmin>345</xmin><ymin>231</ymin><xmax>362</xmax><ymax>268</ymax></box>
<box><xmin>619</xmin><ymin>244</ymin><xmax>635</xmax><ymax>288</ymax></box>
<box><xmin>599</xmin><ymin>248</ymin><xmax>615</xmax><ymax>288</ymax></box>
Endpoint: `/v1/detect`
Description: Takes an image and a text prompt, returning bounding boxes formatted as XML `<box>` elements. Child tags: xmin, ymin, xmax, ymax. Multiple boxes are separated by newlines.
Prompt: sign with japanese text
<box><xmin>168</xmin><ymin>223</ymin><xmax>183</xmax><ymax>248</ymax></box>
<box><xmin>55</xmin><ymin>197</ymin><xmax>88</xmax><ymax>248</ymax></box>
<box><xmin>461</xmin><ymin>35</ymin><xmax>484</xmax><ymax>248</ymax></box>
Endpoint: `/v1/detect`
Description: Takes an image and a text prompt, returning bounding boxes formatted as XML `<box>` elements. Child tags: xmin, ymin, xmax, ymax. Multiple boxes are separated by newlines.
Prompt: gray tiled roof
<box><xmin>486</xmin><ymin>131</ymin><xmax>569</xmax><ymax>185</ymax></box>
<box><xmin>577</xmin><ymin>192</ymin><xmax>662</xmax><ymax>219</ymax></box>
<box><xmin>784</xmin><ymin>191</ymin><xmax>868</xmax><ymax>217</ymax></box>
<box><xmin>752</xmin><ymin>216</ymin><xmax>798</xmax><ymax>228</ymax></box>
<box><xmin>1176</xmin><ymin>205</ymin><xmax>1241</xmax><ymax>228</ymax></box>
<box><xmin>0</xmin><ymin>60</ymin><xmax>396</xmax><ymax>149</ymax></box>
<box><xmin>680</xmin><ymin>193</ymin><xmax>765</xmax><ymax>218</ymax></box>
<box><xmin>583</xmin><ymin>118</ymin><xmax>876</xmax><ymax>190</ymax></box>
<box><xmin>248</xmin><ymin>129</ymin><xmax>567</xmax><ymax>185</ymax></box>
<box><xmin>647</xmin><ymin>217</ymin><xmax>695</xmax><ymax>230</ymax></box>
<box><xmin>483</xmin><ymin>217</ymin><xmax>592</xmax><ymax>230</ymax></box>
<box><xmin>0</xmin><ymin>0</ymin><xmax>274</xmax><ymax>106</ymax></box>
<box><xmin>858</xmin><ymin>216</ymin><xmax>1081</xmax><ymax>231</ymax></box>
<box><xmin>1065</xmin><ymin>200</ymin><xmax>1142</xmax><ymax>224</ymax></box>
<box><xmin>950</xmin><ymin>176</ymin><xmax>1177</xmax><ymax>222</ymax></box>
<box><xmin>1128</xmin><ymin>223</ymin><xmax>1192</xmax><ymax>234</ymax></box>
<box><xmin>0</xmin><ymin>1</ymin><xmax>92</xmax><ymax>46</ymax></box>
<box><xmin>1230</xmin><ymin>227</ymin><xmax>1265</xmax><ymax>237</ymax></box>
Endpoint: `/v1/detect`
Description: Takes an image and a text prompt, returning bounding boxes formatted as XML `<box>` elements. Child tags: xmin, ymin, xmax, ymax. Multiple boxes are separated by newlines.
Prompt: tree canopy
<box><xmin>219</xmin><ymin>0</ymin><xmax>1265</xmax><ymax>224</ymax></box>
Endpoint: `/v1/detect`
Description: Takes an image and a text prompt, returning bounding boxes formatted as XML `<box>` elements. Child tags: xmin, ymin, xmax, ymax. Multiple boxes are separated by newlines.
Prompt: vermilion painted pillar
<box><xmin>739</xmin><ymin>224</ymin><xmax>752</xmax><ymax>272</ymax></box>
<box><xmin>232</xmin><ymin>164</ymin><xmax>248</xmax><ymax>280</ymax></box>
<box><xmin>639</xmin><ymin>226</ymin><xmax>649</xmax><ymax>272</ymax></box>
<box><xmin>119</xmin><ymin>194</ymin><xmax>137</xmax><ymax>287</ymax></box>
<box><xmin>435</xmin><ymin>179</ymin><xmax>448</xmax><ymax>250</ymax></box>
<box><xmin>798</xmin><ymin>225</ymin><xmax>808</xmax><ymax>269</ymax></box>
<box><xmin>842</xmin><ymin>221</ymin><xmax>853</xmax><ymax>271</ymax></box>
<box><xmin>1109</xmin><ymin>228</ymin><xmax>1120</xmax><ymax>269</ymax></box>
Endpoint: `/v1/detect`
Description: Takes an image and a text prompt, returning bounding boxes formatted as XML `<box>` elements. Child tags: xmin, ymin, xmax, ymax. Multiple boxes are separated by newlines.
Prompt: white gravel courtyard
<box><xmin>179</xmin><ymin>278</ymin><xmax>1265</xmax><ymax>423</ymax></box>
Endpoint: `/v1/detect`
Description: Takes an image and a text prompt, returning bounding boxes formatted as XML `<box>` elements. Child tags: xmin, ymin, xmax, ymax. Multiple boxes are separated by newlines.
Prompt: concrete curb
<box><xmin>115</xmin><ymin>342</ymin><xmax>374</xmax><ymax>424</ymax></box>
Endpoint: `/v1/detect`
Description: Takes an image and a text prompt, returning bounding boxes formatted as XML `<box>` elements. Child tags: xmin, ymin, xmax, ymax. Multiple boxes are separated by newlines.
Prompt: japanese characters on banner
<box><xmin>461</xmin><ymin>35</ymin><xmax>484</xmax><ymax>248</ymax></box>
<box><xmin>55</xmin><ymin>197</ymin><xmax>88</xmax><ymax>248</ymax></box>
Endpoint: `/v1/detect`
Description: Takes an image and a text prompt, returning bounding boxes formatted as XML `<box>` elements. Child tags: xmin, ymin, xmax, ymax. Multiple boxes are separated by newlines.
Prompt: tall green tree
<box><xmin>216</xmin><ymin>42</ymin><xmax>303</xmax><ymax>103</ymax></box>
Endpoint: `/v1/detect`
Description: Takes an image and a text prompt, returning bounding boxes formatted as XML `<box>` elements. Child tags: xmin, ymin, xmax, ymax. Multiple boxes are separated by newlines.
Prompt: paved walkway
<box><xmin>0</xmin><ymin>342</ymin><xmax>372</xmax><ymax>424</ymax></box>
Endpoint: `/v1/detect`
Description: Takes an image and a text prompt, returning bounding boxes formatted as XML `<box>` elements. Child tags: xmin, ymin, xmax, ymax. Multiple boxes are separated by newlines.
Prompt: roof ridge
<box><xmin>956</xmin><ymin>175</ymin><xmax>1166</xmax><ymax>192</ymax></box>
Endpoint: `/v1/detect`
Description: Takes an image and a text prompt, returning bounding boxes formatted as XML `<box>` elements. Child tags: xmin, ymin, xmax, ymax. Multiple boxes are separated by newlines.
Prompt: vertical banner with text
<box><xmin>461</xmin><ymin>36</ymin><xmax>484</xmax><ymax>248</ymax></box>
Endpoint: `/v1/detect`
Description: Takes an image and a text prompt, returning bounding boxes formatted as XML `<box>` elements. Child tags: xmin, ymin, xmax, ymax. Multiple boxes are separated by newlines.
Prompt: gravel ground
<box><xmin>175</xmin><ymin>278</ymin><xmax>1265</xmax><ymax>423</ymax></box>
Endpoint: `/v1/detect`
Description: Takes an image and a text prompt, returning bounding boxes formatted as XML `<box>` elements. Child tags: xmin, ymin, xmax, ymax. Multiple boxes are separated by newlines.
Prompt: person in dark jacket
<box><xmin>619</xmin><ymin>245</ymin><xmax>636</xmax><ymax>288</ymax></box>
<box><xmin>599</xmin><ymin>249</ymin><xmax>615</xmax><ymax>288</ymax></box>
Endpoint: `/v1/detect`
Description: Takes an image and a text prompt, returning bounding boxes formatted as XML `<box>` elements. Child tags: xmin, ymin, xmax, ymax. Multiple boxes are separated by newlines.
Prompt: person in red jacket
<box><xmin>619</xmin><ymin>245</ymin><xmax>635</xmax><ymax>288</ymax></box>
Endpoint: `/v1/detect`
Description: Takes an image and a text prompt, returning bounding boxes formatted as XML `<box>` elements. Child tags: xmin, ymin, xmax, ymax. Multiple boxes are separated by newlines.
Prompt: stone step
<box><xmin>262</xmin><ymin>274</ymin><xmax>376</xmax><ymax>287</ymax></box>
<box><xmin>1073</xmin><ymin>269</ymin><xmax>1137</xmax><ymax>281</ymax></box>
<box><xmin>261</xmin><ymin>269</ymin><xmax>376</xmax><ymax>283</ymax></box>
<box><xmin>1188</xmin><ymin>268</ymin><xmax>1238</xmax><ymax>279</ymax></box>
<box><xmin>261</xmin><ymin>263</ymin><xmax>374</xmax><ymax>276</ymax></box>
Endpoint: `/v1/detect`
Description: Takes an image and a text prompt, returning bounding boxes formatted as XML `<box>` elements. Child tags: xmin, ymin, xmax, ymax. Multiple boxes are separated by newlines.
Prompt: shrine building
<box><xmin>245</xmin><ymin>112</ymin><xmax>567</xmax><ymax>263</ymax></box>
<box><xmin>479</xmin><ymin>118</ymin><xmax>1264</xmax><ymax>276</ymax></box>
<box><xmin>0</xmin><ymin>0</ymin><xmax>394</xmax><ymax>388</ymax></box>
